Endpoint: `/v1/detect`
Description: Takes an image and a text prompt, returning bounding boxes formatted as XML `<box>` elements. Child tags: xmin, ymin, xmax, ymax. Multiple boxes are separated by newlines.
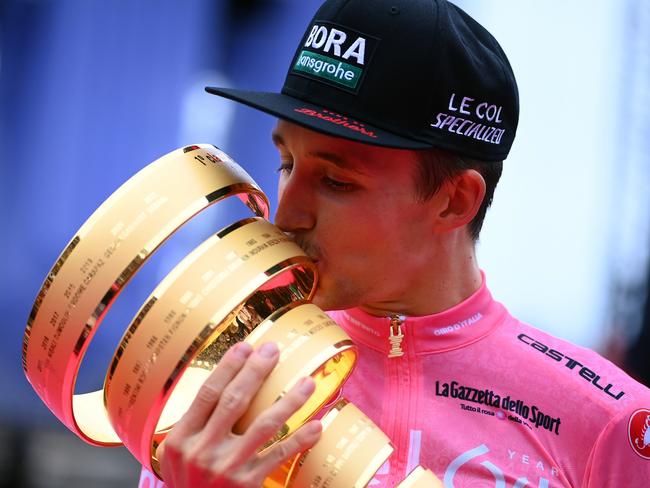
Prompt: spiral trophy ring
<box><xmin>22</xmin><ymin>144</ymin><xmax>442</xmax><ymax>485</ymax></box>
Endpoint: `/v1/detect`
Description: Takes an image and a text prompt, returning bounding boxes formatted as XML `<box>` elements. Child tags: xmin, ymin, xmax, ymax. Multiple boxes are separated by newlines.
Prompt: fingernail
<box><xmin>298</xmin><ymin>377</ymin><xmax>315</xmax><ymax>396</ymax></box>
<box><xmin>304</xmin><ymin>420</ymin><xmax>322</xmax><ymax>435</ymax></box>
<box><xmin>232</xmin><ymin>342</ymin><xmax>253</xmax><ymax>359</ymax></box>
<box><xmin>258</xmin><ymin>342</ymin><xmax>278</xmax><ymax>358</ymax></box>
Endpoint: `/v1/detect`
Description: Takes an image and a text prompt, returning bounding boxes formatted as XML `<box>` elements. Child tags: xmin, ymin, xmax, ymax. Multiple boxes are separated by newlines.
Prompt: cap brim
<box><xmin>205</xmin><ymin>87</ymin><xmax>431</xmax><ymax>150</ymax></box>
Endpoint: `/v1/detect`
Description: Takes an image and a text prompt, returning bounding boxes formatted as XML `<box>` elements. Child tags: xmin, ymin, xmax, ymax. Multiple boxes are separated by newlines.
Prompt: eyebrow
<box><xmin>271</xmin><ymin>131</ymin><xmax>369</xmax><ymax>176</ymax></box>
<box><xmin>271</xmin><ymin>131</ymin><xmax>285</xmax><ymax>148</ymax></box>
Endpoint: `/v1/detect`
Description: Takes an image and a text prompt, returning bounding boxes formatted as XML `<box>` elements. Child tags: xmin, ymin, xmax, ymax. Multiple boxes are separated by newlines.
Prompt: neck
<box><xmin>360</xmin><ymin>232</ymin><xmax>482</xmax><ymax>317</ymax></box>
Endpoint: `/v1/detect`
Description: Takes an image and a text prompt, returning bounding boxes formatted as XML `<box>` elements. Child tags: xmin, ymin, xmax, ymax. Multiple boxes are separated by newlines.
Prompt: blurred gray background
<box><xmin>1</xmin><ymin>0</ymin><xmax>649</xmax><ymax>486</ymax></box>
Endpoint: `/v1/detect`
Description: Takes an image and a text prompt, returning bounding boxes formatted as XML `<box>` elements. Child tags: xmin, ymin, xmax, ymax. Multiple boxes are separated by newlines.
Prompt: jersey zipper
<box><xmin>384</xmin><ymin>313</ymin><xmax>414</xmax><ymax>486</ymax></box>
<box><xmin>388</xmin><ymin>314</ymin><xmax>406</xmax><ymax>358</ymax></box>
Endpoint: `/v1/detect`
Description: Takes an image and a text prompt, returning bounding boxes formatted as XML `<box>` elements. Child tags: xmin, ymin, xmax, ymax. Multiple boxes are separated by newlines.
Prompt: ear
<box><xmin>434</xmin><ymin>169</ymin><xmax>486</xmax><ymax>232</ymax></box>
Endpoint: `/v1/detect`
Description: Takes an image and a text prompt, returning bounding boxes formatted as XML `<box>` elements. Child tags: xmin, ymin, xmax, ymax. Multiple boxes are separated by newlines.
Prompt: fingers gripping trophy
<box><xmin>22</xmin><ymin>144</ymin><xmax>440</xmax><ymax>487</ymax></box>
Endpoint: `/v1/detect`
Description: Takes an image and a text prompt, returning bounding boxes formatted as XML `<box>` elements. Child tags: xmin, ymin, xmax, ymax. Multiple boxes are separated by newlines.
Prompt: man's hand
<box><xmin>158</xmin><ymin>341</ymin><xmax>322</xmax><ymax>487</ymax></box>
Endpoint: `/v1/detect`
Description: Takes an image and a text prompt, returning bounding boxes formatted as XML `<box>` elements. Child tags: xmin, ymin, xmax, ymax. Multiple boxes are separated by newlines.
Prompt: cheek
<box><xmin>353</xmin><ymin>204</ymin><xmax>431</xmax><ymax>254</ymax></box>
<box><xmin>315</xmin><ymin>191</ymin><xmax>429</xmax><ymax>258</ymax></box>
<box><xmin>320</xmin><ymin>208</ymin><xmax>401</xmax><ymax>260</ymax></box>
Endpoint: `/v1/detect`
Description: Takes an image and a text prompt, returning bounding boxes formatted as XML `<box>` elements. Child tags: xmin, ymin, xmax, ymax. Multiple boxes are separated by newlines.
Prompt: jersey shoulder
<box><xmin>495</xmin><ymin>315</ymin><xmax>650</xmax><ymax>415</ymax></box>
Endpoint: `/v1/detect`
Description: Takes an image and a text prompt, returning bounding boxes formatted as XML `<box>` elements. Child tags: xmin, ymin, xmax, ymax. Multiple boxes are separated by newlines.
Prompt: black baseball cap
<box><xmin>206</xmin><ymin>0</ymin><xmax>519</xmax><ymax>161</ymax></box>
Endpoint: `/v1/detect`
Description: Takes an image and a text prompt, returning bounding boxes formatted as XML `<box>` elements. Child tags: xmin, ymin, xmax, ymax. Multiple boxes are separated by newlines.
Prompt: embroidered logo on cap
<box><xmin>628</xmin><ymin>408</ymin><xmax>650</xmax><ymax>459</ymax></box>
<box><xmin>430</xmin><ymin>93</ymin><xmax>507</xmax><ymax>147</ymax></box>
<box><xmin>291</xmin><ymin>21</ymin><xmax>378</xmax><ymax>93</ymax></box>
<box><xmin>294</xmin><ymin>107</ymin><xmax>378</xmax><ymax>138</ymax></box>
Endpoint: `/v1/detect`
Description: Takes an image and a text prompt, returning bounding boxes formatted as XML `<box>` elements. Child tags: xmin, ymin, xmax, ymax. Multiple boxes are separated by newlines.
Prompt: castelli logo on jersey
<box><xmin>628</xmin><ymin>408</ymin><xmax>650</xmax><ymax>459</ymax></box>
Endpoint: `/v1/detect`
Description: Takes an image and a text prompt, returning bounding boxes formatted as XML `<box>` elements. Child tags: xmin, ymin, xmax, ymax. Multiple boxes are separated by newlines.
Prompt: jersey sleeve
<box><xmin>582</xmin><ymin>406</ymin><xmax>650</xmax><ymax>487</ymax></box>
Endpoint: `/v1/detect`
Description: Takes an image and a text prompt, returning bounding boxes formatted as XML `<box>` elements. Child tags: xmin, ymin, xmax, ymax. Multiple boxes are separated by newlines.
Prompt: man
<box><xmin>146</xmin><ymin>0</ymin><xmax>650</xmax><ymax>486</ymax></box>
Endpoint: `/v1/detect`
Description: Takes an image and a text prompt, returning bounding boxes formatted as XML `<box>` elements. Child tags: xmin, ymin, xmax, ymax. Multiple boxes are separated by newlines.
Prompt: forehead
<box><xmin>271</xmin><ymin>120</ymin><xmax>419</xmax><ymax>175</ymax></box>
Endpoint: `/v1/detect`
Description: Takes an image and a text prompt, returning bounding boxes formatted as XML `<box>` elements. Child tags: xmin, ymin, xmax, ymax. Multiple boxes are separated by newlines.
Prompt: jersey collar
<box><xmin>331</xmin><ymin>272</ymin><xmax>507</xmax><ymax>355</ymax></box>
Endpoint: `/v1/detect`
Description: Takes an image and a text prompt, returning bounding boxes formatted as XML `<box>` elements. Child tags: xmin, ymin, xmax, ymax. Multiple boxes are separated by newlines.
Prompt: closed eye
<box><xmin>276</xmin><ymin>161</ymin><xmax>293</xmax><ymax>175</ymax></box>
<box><xmin>322</xmin><ymin>176</ymin><xmax>355</xmax><ymax>192</ymax></box>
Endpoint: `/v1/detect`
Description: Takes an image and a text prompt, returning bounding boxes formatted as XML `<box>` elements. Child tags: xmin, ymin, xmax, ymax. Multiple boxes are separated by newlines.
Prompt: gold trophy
<box><xmin>22</xmin><ymin>145</ymin><xmax>442</xmax><ymax>486</ymax></box>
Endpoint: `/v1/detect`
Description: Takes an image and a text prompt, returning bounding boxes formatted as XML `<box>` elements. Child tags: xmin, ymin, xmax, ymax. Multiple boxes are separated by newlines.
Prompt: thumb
<box><xmin>156</xmin><ymin>437</ymin><xmax>167</xmax><ymax>468</ymax></box>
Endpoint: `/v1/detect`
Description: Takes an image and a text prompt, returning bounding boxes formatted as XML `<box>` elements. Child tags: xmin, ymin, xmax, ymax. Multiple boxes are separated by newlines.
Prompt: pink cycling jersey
<box><xmin>138</xmin><ymin>275</ymin><xmax>650</xmax><ymax>487</ymax></box>
<box><xmin>330</xmin><ymin>277</ymin><xmax>650</xmax><ymax>487</ymax></box>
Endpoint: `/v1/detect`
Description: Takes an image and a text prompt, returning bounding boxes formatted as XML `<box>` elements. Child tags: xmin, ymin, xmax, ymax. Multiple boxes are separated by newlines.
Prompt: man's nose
<box><xmin>274</xmin><ymin>172</ymin><xmax>316</xmax><ymax>232</ymax></box>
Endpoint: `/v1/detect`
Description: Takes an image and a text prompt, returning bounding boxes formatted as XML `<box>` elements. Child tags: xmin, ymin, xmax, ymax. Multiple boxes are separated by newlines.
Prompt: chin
<box><xmin>310</xmin><ymin>291</ymin><xmax>332</xmax><ymax>310</ymax></box>
<box><xmin>309</xmin><ymin>288</ymin><xmax>336</xmax><ymax>311</ymax></box>
<box><xmin>310</xmin><ymin>285</ymin><xmax>359</xmax><ymax>312</ymax></box>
